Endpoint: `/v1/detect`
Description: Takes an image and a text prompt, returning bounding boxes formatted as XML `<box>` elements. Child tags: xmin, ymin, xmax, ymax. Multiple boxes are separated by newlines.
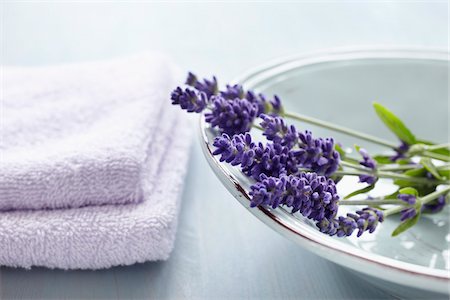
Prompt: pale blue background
<box><xmin>0</xmin><ymin>1</ymin><xmax>448</xmax><ymax>299</ymax></box>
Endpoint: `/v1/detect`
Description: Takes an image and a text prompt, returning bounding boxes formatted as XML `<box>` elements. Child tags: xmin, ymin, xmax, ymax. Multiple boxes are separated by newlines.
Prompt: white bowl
<box><xmin>199</xmin><ymin>48</ymin><xmax>450</xmax><ymax>298</ymax></box>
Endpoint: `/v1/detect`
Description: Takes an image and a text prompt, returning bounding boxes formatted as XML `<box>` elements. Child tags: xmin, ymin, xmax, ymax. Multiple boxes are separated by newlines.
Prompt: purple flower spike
<box><xmin>359</xmin><ymin>175</ymin><xmax>377</xmax><ymax>185</ymax></box>
<box><xmin>358</xmin><ymin>148</ymin><xmax>377</xmax><ymax>184</ymax></box>
<box><xmin>212</xmin><ymin>133</ymin><xmax>255</xmax><ymax>167</ymax></box>
<box><xmin>249</xmin><ymin>175</ymin><xmax>284</xmax><ymax>208</ymax></box>
<box><xmin>400</xmin><ymin>207</ymin><xmax>417</xmax><ymax>221</ymax></box>
<box><xmin>359</xmin><ymin>148</ymin><xmax>377</xmax><ymax>169</ymax></box>
<box><xmin>422</xmin><ymin>195</ymin><xmax>447</xmax><ymax>214</ymax></box>
<box><xmin>316</xmin><ymin>218</ymin><xmax>339</xmax><ymax>236</ymax></box>
<box><xmin>172</xmin><ymin>73</ymin><xmax>287</xmax><ymax>134</ymax></box>
<box><xmin>245</xmin><ymin>91</ymin><xmax>266</xmax><ymax>115</ymax></box>
<box><xmin>171</xmin><ymin>87</ymin><xmax>208</xmax><ymax>113</ymax></box>
<box><xmin>245</xmin><ymin>91</ymin><xmax>284</xmax><ymax>116</ymax></box>
<box><xmin>293</xmin><ymin>131</ymin><xmax>340</xmax><ymax>176</ymax></box>
<box><xmin>336</xmin><ymin>215</ymin><xmax>358</xmax><ymax>237</ymax></box>
<box><xmin>317</xmin><ymin>207</ymin><xmax>384</xmax><ymax>237</ymax></box>
<box><xmin>185</xmin><ymin>72</ymin><xmax>218</xmax><ymax>98</ymax></box>
<box><xmin>243</xmin><ymin>142</ymin><xmax>291</xmax><ymax>180</ymax></box>
<box><xmin>185</xmin><ymin>72</ymin><xmax>198</xmax><ymax>86</ymax></box>
<box><xmin>249</xmin><ymin>173</ymin><xmax>340</xmax><ymax>222</ymax></box>
<box><xmin>260</xmin><ymin>114</ymin><xmax>298</xmax><ymax>149</ymax></box>
<box><xmin>220</xmin><ymin>84</ymin><xmax>245</xmax><ymax>100</ymax></box>
<box><xmin>390</xmin><ymin>141</ymin><xmax>409</xmax><ymax>162</ymax></box>
<box><xmin>397</xmin><ymin>193</ymin><xmax>416</xmax><ymax>205</ymax></box>
<box><xmin>205</xmin><ymin>96</ymin><xmax>258</xmax><ymax>135</ymax></box>
<box><xmin>270</xmin><ymin>95</ymin><xmax>283</xmax><ymax>114</ymax></box>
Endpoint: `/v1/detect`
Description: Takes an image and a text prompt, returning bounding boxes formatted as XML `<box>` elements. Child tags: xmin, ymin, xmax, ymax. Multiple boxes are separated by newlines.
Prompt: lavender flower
<box><xmin>422</xmin><ymin>195</ymin><xmax>447</xmax><ymax>214</ymax></box>
<box><xmin>270</xmin><ymin>95</ymin><xmax>283</xmax><ymax>114</ymax></box>
<box><xmin>244</xmin><ymin>91</ymin><xmax>266</xmax><ymax>115</ymax></box>
<box><xmin>397</xmin><ymin>193</ymin><xmax>416</xmax><ymax>205</ymax></box>
<box><xmin>212</xmin><ymin>133</ymin><xmax>255</xmax><ymax>167</ymax></box>
<box><xmin>205</xmin><ymin>96</ymin><xmax>258</xmax><ymax>135</ymax></box>
<box><xmin>220</xmin><ymin>84</ymin><xmax>245</xmax><ymax>100</ymax></box>
<box><xmin>400</xmin><ymin>207</ymin><xmax>417</xmax><ymax>221</ymax></box>
<box><xmin>170</xmin><ymin>87</ymin><xmax>208</xmax><ymax>113</ymax></box>
<box><xmin>242</xmin><ymin>142</ymin><xmax>292</xmax><ymax>180</ymax></box>
<box><xmin>359</xmin><ymin>148</ymin><xmax>376</xmax><ymax>169</ymax></box>
<box><xmin>172</xmin><ymin>72</ymin><xmax>286</xmax><ymax>134</ymax></box>
<box><xmin>259</xmin><ymin>117</ymin><xmax>340</xmax><ymax>176</ymax></box>
<box><xmin>212</xmin><ymin>132</ymin><xmax>294</xmax><ymax>179</ymax></box>
<box><xmin>358</xmin><ymin>148</ymin><xmax>377</xmax><ymax>184</ymax></box>
<box><xmin>249</xmin><ymin>173</ymin><xmax>340</xmax><ymax>222</ymax></box>
<box><xmin>260</xmin><ymin>114</ymin><xmax>298</xmax><ymax>149</ymax></box>
<box><xmin>185</xmin><ymin>72</ymin><xmax>218</xmax><ymax>98</ymax></box>
<box><xmin>397</xmin><ymin>193</ymin><xmax>419</xmax><ymax>221</ymax></box>
<box><xmin>390</xmin><ymin>141</ymin><xmax>409</xmax><ymax>162</ymax></box>
<box><xmin>317</xmin><ymin>207</ymin><xmax>384</xmax><ymax>237</ymax></box>
<box><xmin>292</xmin><ymin>131</ymin><xmax>340</xmax><ymax>176</ymax></box>
<box><xmin>316</xmin><ymin>218</ymin><xmax>339</xmax><ymax>236</ymax></box>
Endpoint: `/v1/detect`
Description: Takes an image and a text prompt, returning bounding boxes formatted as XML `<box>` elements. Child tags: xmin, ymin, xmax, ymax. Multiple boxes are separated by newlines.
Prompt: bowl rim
<box><xmin>199</xmin><ymin>47</ymin><xmax>450</xmax><ymax>294</ymax></box>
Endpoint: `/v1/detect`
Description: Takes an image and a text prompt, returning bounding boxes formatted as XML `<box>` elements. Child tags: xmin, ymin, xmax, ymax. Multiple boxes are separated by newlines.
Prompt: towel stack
<box><xmin>0</xmin><ymin>54</ymin><xmax>192</xmax><ymax>269</ymax></box>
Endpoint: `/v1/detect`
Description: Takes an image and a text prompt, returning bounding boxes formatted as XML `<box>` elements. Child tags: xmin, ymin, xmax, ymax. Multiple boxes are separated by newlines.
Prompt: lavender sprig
<box><xmin>317</xmin><ymin>208</ymin><xmax>384</xmax><ymax>237</ymax></box>
<box><xmin>358</xmin><ymin>148</ymin><xmax>377</xmax><ymax>184</ymax></box>
<box><xmin>172</xmin><ymin>72</ymin><xmax>284</xmax><ymax>135</ymax></box>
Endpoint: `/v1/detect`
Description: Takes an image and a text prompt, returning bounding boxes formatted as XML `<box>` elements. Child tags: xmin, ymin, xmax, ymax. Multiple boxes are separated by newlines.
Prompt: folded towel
<box><xmin>1</xmin><ymin>54</ymin><xmax>179</xmax><ymax>211</ymax></box>
<box><xmin>0</xmin><ymin>54</ymin><xmax>190</xmax><ymax>269</ymax></box>
<box><xmin>0</xmin><ymin>111</ymin><xmax>191</xmax><ymax>269</ymax></box>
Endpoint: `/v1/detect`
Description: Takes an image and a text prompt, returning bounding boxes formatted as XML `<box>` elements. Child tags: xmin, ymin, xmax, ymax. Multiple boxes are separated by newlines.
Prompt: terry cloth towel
<box><xmin>0</xmin><ymin>55</ymin><xmax>192</xmax><ymax>269</ymax></box>
<box><xmin>1</xmin><ymin>54</ymin><xmax>181</xmax><ymax>211</ymax></box>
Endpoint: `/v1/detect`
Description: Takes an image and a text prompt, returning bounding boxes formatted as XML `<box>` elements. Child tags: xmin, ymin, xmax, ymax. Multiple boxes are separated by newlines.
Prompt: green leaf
<box><xmin>391</xmin><ymin>212</ymin><xmax>421</xmax><ymax>237</ymax></box>
<box><xmin>393</xmin><ymin>168</ymin><xmax>436</xmax><ymax>188</ymax></box>
<box><xmin>420</xmin><ymin>158</ymin><xmax>443</xmax><ymax>180</ymax></box>
<box><xmin>393</xmin><ymin>171</ymin><xmax>422</xmax><ymax>187</ymax></box>
<box><xmin>393</xmin><ymin>167</ymin><xmax>425</xmax><ymax>184</ymax></box>
<box><xmin>398</xmin><ymin>187</ymin><xmax>418</xmax><ymax>197</ymax></box>
<box><xmin>373</xmin><ymin>102</ymin><xmax>416</xmax><ymax>145</ymax></box>
<box><xmin>404</xmin><ymin>168</ymin><xmax>427</xmax><ymax>177</ymax></box>
<box><xmin>344</xmin><ymin>184</ymin><xmax>376</xmax><ymax>199</ymax></box>
<box><xmin>373</xmin><ymin>155</ymin><xmax>393</xmax><ymax>164</ymax></box>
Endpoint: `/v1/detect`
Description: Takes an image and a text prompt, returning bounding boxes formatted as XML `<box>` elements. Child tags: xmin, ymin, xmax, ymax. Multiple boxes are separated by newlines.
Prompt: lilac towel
<box><xmin>1</xmin><ymin>54</ymin><xmax>180</xmax><ymax>211</ymax></box>
<box><xmin>0</xmin><ymin>55</ymin><xmax>192</xmax><ymax>269</ymax></box>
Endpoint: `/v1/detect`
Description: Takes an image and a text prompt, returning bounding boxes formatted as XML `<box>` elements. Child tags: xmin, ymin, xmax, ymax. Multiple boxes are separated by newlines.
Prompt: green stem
<box><xmin>378</xmin><ymin>163</ymin><xmax>450</xmax><ymax>172</ymax></box>
<box><xmin>283</xmin><ymin>111</ymin><xmax>398</xmax><ymax>149</ymax></box>
<box><xmin>339</xmin><ymin>199</ymin><xmax>406</xmax><ymax>206</ymax></box>
<box><xmin>340</xmin><ymin>160</ymin><xmax>371</xmax><ymax>172</ymax></box>
<box><xmin>419</xmin><ymin>151</ymin><xmax>450</xmax><ymax>162</ymax></box>
<box><xmin>333</xmin><ymin>170</ymin><xmax>445</xmax><ymax>185</ymax></box>
<box><xmin>384</xmin><ymin>187</ymin><xmax>450</xmax><ymax>217</ymax></box>
<box><xmin>378</xmin><ymin>164</ymin><xmax>419</xmax><ymax>172</ymax></box>
<box><xmin>426</xmin><ymin>143</ymin><xmax>450</xmax><ymax>151</ymax></box>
